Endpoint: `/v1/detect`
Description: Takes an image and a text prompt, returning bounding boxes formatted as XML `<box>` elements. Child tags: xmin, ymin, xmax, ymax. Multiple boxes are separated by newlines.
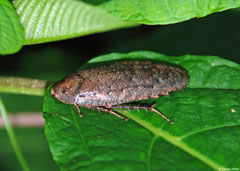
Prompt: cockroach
<box><xmin>51</xmin><ymin>61</ymin><xmax>189</xmax><ymax>124</ymax></box>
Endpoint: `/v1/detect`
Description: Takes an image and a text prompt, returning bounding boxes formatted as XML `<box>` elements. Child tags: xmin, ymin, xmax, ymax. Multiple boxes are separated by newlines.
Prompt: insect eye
<box><xmin>62</xmin><ymin>89</ymin><xmax>66</xmax><ymax>94</ymax></box>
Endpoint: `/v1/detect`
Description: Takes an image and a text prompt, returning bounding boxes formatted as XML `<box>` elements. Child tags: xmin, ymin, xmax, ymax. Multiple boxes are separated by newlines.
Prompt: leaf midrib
<box><xmin>120</xmin><ymin>110</ymin><xmax>224</xmax><ymax>170</ymax></box>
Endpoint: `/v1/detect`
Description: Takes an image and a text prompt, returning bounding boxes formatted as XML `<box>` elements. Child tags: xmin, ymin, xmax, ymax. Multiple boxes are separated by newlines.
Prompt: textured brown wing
<box><xmin>76</xmin><ymin>61</ymin><xmax>189</xmax><ymax>106</ymax></box>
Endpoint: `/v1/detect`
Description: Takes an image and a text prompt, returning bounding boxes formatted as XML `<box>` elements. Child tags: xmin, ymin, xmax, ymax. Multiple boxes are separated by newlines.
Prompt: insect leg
<box><xmin>74</xmin><ymin>104</ymin><xmax>83</xmax><ymax>117</ymax></box>
<box><xmin>92</xmin><ymin>106</ymin><xmax>128</xmax><ymax>121</ymax></box>
<box><xmin>149</xmin><ymin>106</ymin><xmax>174</xmax><ymax>124</ymax></box>
<box><xmin>111</xmin><ymin>105</ymin><xmax>173</xmax><ymax>124</ymax></box>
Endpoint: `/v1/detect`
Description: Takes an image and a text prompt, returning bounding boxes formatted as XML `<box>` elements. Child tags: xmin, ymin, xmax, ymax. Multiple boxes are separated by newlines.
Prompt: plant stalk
<box><xmin>0</xmin><ymin>76</ymin><xmax>49</xmax><ymax>96</ymax></box>
<box><xmin>0</xmin><ymin>99</ymin><xmax>30</xmax><ymax>171</ymax></box>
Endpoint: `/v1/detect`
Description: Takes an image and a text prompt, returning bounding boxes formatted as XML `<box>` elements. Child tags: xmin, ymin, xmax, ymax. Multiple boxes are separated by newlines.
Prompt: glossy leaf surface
<box><xmin>0</xmin><ymin>0</ymin><xmax>24</xmax><ymax>54</ymax></box>
<box><xmin>81</xmin><ymin>0</ymin><xmax>240</xmax><ymax>24</ymax></box>
<box><xmin>43</xmin><ymin>51</ymin><xmax>240</xmax><ymax>171</ymax></box>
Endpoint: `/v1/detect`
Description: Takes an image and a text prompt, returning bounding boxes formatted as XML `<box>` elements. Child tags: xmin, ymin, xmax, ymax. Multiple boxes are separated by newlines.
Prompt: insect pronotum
<box><xmin>51</xmin><ymin>61</ymin><xmax>189</xmax><ymax>124</ymax></box>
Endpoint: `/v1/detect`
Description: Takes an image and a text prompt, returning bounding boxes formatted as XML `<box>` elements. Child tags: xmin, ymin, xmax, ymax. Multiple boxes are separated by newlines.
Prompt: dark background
<box><xmin>0</xmin><ymin>9</ymin><xmax>239</xmax><ymax>170</ymax></box>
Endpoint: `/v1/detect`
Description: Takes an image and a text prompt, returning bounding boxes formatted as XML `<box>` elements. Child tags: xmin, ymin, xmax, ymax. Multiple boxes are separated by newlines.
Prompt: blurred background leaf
<box><xmin>80</xmin><ymin>0</ymin><xmax>240</xmax><ymax>24</ymax></box>
<box><xmin>13</xmin><ymin>0</ymin><xmax>136</xmax><ymax>45</ymax></box>
<box><xmin>0</xmin><ymin>0</ymin><xmax>24</xmax><ymax>55</ymax></box>
<box><xmin>43</xmin><ymin>52</ymin><xmax>240</xmax><ymax>170</ymax></box>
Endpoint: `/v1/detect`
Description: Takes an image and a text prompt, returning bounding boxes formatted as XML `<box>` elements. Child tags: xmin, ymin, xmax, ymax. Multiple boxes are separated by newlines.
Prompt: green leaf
<box><xmin>0</xmin><ymin>0</ymin><xmax>25</xmax><ymax>55</ymax></box>
<box><xmin>13</xmin><ymin>0</ymin><xmax>136</xmax><ymax>45</ymax></box>
<box><xmin>80</xmin><ymin>0</ymin><xmax>240</xmax><ymax>24</ymax></box>
<box><xmin>43</xmin><ymin>51</ymin><xmax>240</xmax><ymax>170</ymax></box>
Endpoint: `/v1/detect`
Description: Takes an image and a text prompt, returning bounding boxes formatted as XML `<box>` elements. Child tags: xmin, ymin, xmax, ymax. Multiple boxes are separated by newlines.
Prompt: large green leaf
<box><xmin>0</xmin><ymin>0</ymin><xmax>24</xmax><ymax>55</ymax></box>
<box><xmin>12</xmin><ymin>0</ymin><xmax>136</xmax><ymax>44</ymax></box>
<box><xmin>80</xmin><ymin>0</ymin><xmax>240</xmax><ymax>25</ymax></box>
<box><xmin>43</xmin><ymin>51</ymin><xmax>240</xmax><ymax>170</ymax></box>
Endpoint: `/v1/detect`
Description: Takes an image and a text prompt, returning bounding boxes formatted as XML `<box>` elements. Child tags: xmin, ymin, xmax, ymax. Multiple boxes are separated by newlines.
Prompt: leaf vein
<box><xmin>180</xmin><ymin>124</ymin><xmax>240</xmax><ymax>140</ymax></box>
<box><xmin>71</xmin><ymin>108</ymin><xmax>92</xmax><ymax>162</ymax></box>
<box><xmin>121</xmin><ymin>110</ymin><xmax>225</xmax><ymax>170</ymax></box>
<box><xmin>147</xmin><ymin>135</ymin><xmax>158</xmax><ymax>171</ymax></box>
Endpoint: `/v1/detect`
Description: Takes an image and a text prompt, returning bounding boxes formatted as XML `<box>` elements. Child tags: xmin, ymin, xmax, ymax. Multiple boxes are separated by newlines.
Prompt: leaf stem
<box><xmin>0</xmin><ymin>76</ymin><xmax>49</xmax><ymax>96</ymax></box>
<box><xmin>0</xmin><ymin>99</ymin><xmax>30</xmax><ymax>171</ymax></box>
